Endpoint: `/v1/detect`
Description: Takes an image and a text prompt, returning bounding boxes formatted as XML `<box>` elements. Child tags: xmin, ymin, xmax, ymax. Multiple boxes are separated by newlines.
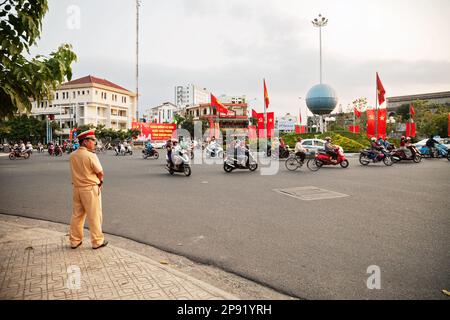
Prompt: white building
<box><xmin>30</xmin><ymin>75</ymin><xmax>136</xmax><ymax>135</ymax></box>
<box><xmin>175</xmin><ymin>84</ymin><xmax>210</xmax><ymax>108</ymax></box>
<box><xmin>217</xmin><ymin>95</ymin><xmax>247</xmax><ymax>104</ymax></box>
<box><xmin>145</xmin><ymin>102</ymin><xmax>178</xmax><ymax>124</ymax></box>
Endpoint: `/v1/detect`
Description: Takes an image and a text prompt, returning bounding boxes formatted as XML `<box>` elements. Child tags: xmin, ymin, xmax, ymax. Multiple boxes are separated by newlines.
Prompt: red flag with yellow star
<box><xmin>376</xmin><ymin>73</ymin><xmax>386</xmax><ymax>106</ymax></box>
<box><xmin>211</xmin><ymin>94</ymin><xmax>229</xmax><ymax>115</ymax></box>
<box><xmin>263</xmin><ymin>79</ymin><xmax>270</xmax><ymax>109</ymax></box>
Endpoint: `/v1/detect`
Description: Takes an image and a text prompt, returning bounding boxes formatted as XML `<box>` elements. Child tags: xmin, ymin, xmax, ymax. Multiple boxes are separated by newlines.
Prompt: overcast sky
<box><xmin>32</xmin><ymin>0</ymin><xmax>450</xmax><ymax>116</ymax></box>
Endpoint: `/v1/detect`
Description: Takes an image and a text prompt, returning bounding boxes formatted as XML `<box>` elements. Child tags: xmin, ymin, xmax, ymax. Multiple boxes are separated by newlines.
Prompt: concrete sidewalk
<box><xmin>0</xmin><ymin>215</ymin><xmax>242</xmax><ymax>300</ymax></box>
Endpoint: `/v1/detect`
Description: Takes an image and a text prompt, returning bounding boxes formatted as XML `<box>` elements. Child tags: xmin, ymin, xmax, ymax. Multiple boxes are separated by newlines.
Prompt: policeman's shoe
<box><xmin>71</xmin><ymin>241</ymin><xmax>82</xmax><ymax>249</ymax></box>
<box><xmin>93</xmin><ymin>240</ymin><xmax>109</xmax><ymax>250</ymax></box>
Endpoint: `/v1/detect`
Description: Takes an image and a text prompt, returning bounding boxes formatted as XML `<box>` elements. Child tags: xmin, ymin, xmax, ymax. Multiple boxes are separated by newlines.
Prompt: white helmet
<box><xmin>371</xmin><ymin>137</ymin><xmax>377</xmax><ymax>142</ymax></box>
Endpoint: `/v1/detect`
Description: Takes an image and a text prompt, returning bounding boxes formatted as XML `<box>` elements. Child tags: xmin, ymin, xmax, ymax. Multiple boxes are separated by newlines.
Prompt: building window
<box><xmin>82</xmin><ymin>91</ymin><xmax>85</xmax><ymax>95</ymax></box>
<box><xmin>73</xmin><ymin>92</ymin><xmax>76</xmax><ymax>98</ymax></box>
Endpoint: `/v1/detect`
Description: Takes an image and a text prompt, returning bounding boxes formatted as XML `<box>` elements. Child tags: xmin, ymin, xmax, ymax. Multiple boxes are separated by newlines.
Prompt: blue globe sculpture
<box><xmin>305</xmin><ymin>84</ymin><xmax>338</xmax><ymax>115</ymax></box>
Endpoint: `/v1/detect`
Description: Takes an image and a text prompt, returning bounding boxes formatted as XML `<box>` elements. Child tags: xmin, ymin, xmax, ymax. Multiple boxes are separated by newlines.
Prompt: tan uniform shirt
<box><xmin>70</xmin><ymin>147</ymin><xmax>103</xmax><ymax>187</ymax></box>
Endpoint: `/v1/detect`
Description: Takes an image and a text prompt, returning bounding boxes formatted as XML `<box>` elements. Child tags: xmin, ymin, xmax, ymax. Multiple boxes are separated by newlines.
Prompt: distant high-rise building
<box><xmin>175</xmin><ymin>84</ymin><xmax>210</xmax><ymax>108</ymax></box>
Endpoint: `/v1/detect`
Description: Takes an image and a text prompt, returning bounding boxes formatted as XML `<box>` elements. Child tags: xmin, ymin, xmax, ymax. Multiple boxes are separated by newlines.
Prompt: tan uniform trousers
<box><xmin>69</xmin><ymin>185</ymin><xmax>104</xmax><ymax>248</ymax></box>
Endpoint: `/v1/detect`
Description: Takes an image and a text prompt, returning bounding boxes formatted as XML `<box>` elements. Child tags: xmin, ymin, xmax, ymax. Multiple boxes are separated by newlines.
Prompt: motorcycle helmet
<box><xmin>325</xmin><ymin>137</ymin><xmax>331</xmax><ymax>141</ymax></box>
<box><xmin>406</xmin><ymin>137</ymin><xmax>411</xmax><ymax>141</ymax></box>
<box><xmin>401</xmin><ymin>136</ymin><xmax>406</xmax><ymax>140</ymax></box>
<box><xmin>371</xmin><ymin>137</ymin><xmax>377</xmax><ymax>142</ymax></box>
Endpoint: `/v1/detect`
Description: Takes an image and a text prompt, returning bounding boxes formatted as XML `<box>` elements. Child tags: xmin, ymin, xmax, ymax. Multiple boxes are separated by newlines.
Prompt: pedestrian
<box><xmin>69</xmin><ymin>129</ymin><xmax>108</xmax><ymax>250</ymax></box>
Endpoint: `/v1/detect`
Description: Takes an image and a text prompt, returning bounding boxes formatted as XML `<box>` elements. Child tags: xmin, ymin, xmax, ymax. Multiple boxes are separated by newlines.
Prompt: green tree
<box><xmin>0</xmin><ymin>114</ymin><xmax>50</xmax><ymax>143</ymax></box>
<box><xmin>0</xmin><ymin>0</ymin><xmax>77</xmax><ymax>117</ymax></box>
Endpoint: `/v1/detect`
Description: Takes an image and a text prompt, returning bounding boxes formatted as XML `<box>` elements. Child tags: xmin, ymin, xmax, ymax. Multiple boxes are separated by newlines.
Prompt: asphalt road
<box><xmin>1</xmin><ymin>150</ymin><xmax>449</xmax><ymax>300</ymax></box>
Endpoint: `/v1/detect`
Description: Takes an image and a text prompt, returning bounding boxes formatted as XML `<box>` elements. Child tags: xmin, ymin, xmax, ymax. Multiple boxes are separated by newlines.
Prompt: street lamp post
<box><xmin>135</xmin><ymin>0</ymin><xmax>141</xmax><ymax>122</ymax></box>
<box><xmin>311</xmin><ymin>14</ymin><xmax>328</xmax><ymax>84</ymax></box>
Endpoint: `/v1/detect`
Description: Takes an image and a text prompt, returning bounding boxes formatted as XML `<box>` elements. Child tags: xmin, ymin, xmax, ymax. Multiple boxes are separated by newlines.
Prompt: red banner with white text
<box><xmin>132</xmin><ymin>122</ymin><xmax>177</xmax><ymax>141</ymax></box>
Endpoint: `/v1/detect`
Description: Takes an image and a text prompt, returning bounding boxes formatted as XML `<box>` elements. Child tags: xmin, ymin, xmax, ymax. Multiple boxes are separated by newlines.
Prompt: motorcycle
<box><xmin>1</xmin><ymin>144</ymin><xmax>11</xmax><ymax>153</ymax></box>
<box><xmin>419</xmin><ymin>144</ymin><xmax>449</xmax><ymax>160</ymax></box>
<box><xmin>95</xmin><ymin>145</ymin><xmax>106</xmax><ymax>154</ymax></box>
<box><xmin>307</xmin><ymin>146</ymin><xmax>349</xmax><ymax>171</ymax></box>
<box><xmin>115</xmin><ymin>144</ymin><xmax>133</xmax><ymax>156</ymax></box>
<box><xmin>272</xmin><ymin>146</ymin><xmax>291</xmax><ymax>159</ymax></box>
<box><xmin>285</xmin><ymin>153</ymin><xmax>305</xmax><ymax>171</ymax></box>
<box><xmin>48</xmin><ymin>144</ymin><xmax>55</xmax><ymax>156</ymax></box>
<box><xmin>142</xmin><ymin>148</ymin><xmax>159</xmax><ymax>159</ymax></box>
<box><xmin>223</xmin><ymin>148</ymin><xmax>258</xmax><ymax>173</ymax></box>
<box><xmin>54</xmin><ymin>145</ymin><xmax>63</xmax><ymax>157</ymax></box>
<box><xmin>37</xmin><ymin>145</ymin><xmax>44</xmax><ymax>153</ymax></box>
<box><xmin>205</xmin><ymin>144</ymin><xmax>224</xmax><ymax>159</ymax></box>
<box><xmin>359</xmin><ymin>148</ymin><xmax>393</xmax><ymax>166</ymax></box>
<box><xmin>25</xmin><ymin>147</ymin><xmax>33</xmax><ymax>157</ymax></box>
<box><xmin>9</xmin><ymin>148</ymin><xmax>30</xmax><ymax>160</ymax></box>
<box><xmin>166</xmin><ymin>149</ymin><xmax>191</xmax><ymax>176</ymax></box>
<box><xmin>105</xmin><ymin>142</ymin><xmax>113</xmax><ymax>150</ymax></box>
<box><xmin>391</xmin><ymin>146</ymin><xmax>422</xmax><ymax>163</ymax></box>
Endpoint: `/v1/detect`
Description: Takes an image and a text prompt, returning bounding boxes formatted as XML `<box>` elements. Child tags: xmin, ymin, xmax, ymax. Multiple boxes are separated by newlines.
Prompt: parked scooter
<box><xmin>166</xmin><ymin>149</ymin><xmax>191</xmax><ymax>176</ymax></box>
<box><xmin>391</xmin><ymin>145</ymin><xmax>422</xmax><ymax>163</ymax></box>
<box><xmin>359</xmin><ymin>148</ymin><xmax>393</xmax><ymax>166</ymax></box>
<box><xmin>223</xmin><ymin>147</ymin><xmax>258</xmax><ymax>173</ymax></box>
<box><xmin>37</xmin><ymin>143</ymin><xmax>44</xmax><ymax>153</ymax></box>
<box><xmin>307</xmin><ymin>146</ymin><xmax>349</xmax><ymax>171</ymax></box>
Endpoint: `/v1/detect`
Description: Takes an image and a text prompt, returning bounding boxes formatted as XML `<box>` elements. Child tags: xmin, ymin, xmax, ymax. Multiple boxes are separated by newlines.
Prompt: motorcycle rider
<box><xmin>208</xmin><ymin>136</ymin><xmax>218</xmax><ymax>156</ymax></box>
<box><xmin>166</xmin><ymin>139</ymin><xmax>174</xmax><ymax>168</ymax></box>
<box><xmin>279</xmin><ymin>137</ymin><xmax>287</xmax><ymax>157</ymax></box>
<box><xmin>171</xmin><ymin>140</ymin><xmax>183</xmax><ymax>168</ymax></box>
<box><xmin>294</xmin><ymin>137</ymin><xmax>306</xmax><ymax>163</ymax></box>
<box><xmin>123</xmin><ymin>140</ymin><xmax>130</xmax><ymax>153</ymax></box>
<box><xmin>384</xmin><ymin>137</ymin><xmax>394</xmax><ymax>151</ymax></box>
<box><xmin>145</xmin><ymin>140</ymin><xmax>154</xmax><ymax>155</ymax></box>
<box><xmin>425</xmin><ymin>135</ymin><xmax>440</xmax><ymax>158</ymax></box>
<box><xmin>26</xmin><ymin>141</ymin><xmax>33</xmax><ymax>152</ymax></box>
<box><xmin>324</xmin><ymin>137</ymin><xmax>338</xmax><ymax>163</ymax></box>
<box><xmin>19</xmin><ymin>141</ymin><xmax>26</xmax><ymax>152</ymax></box>
<box><xmin>370</xmin><ymin>137</ymin><xmax>384</xmax><ymax>159</ymax></box>
<box><xmin>236</xmin><ymin>138</ymin><xmax>249</xmax><ymax>166</ymax></box>
<box><xmin>405</xmin><ymin>137</ymin><xmax>415</xmax><ymax>157</ymax></box>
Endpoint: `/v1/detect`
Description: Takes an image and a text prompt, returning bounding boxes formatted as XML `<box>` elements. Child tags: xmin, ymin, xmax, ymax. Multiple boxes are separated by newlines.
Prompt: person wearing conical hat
<box><xmin>69</xmin><ymin>129</ymin><xmax>108</xmax><ymax>249</ymax></box>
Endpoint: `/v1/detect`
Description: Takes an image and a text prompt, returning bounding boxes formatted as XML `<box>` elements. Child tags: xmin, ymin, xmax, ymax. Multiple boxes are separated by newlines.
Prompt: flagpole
<box><xmin>375</xmin><ymin>72</ymin><xmax>378</xmax><ymax>138</ymax></box>
<box><xmin>264</xmin><ymin>79</ymin><xmax>267</xmax><ymax>140</ymax></box>
<box><xmin>353</xmin><ymin>110</ymin><xmax>356</xmax><ymax>133</ymax></box>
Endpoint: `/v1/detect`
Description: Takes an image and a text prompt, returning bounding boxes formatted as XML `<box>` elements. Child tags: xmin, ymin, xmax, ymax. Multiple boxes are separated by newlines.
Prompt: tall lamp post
<box><xmin>311</xmin><ymin>14</ymin><xmax>328</xmax><ymax>84</ymax></box>
<box><xmin>135</xmin><ymin>0</ymin><xmax>141</xmax><ymax>122</ymax></box>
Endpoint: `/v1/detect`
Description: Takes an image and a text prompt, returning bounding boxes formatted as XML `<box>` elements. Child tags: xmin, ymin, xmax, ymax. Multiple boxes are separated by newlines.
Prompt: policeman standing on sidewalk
<box><xmin>69</xmin><ymin>129</ymin><xmax>108</xmax><ymax>249</ymax></box>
